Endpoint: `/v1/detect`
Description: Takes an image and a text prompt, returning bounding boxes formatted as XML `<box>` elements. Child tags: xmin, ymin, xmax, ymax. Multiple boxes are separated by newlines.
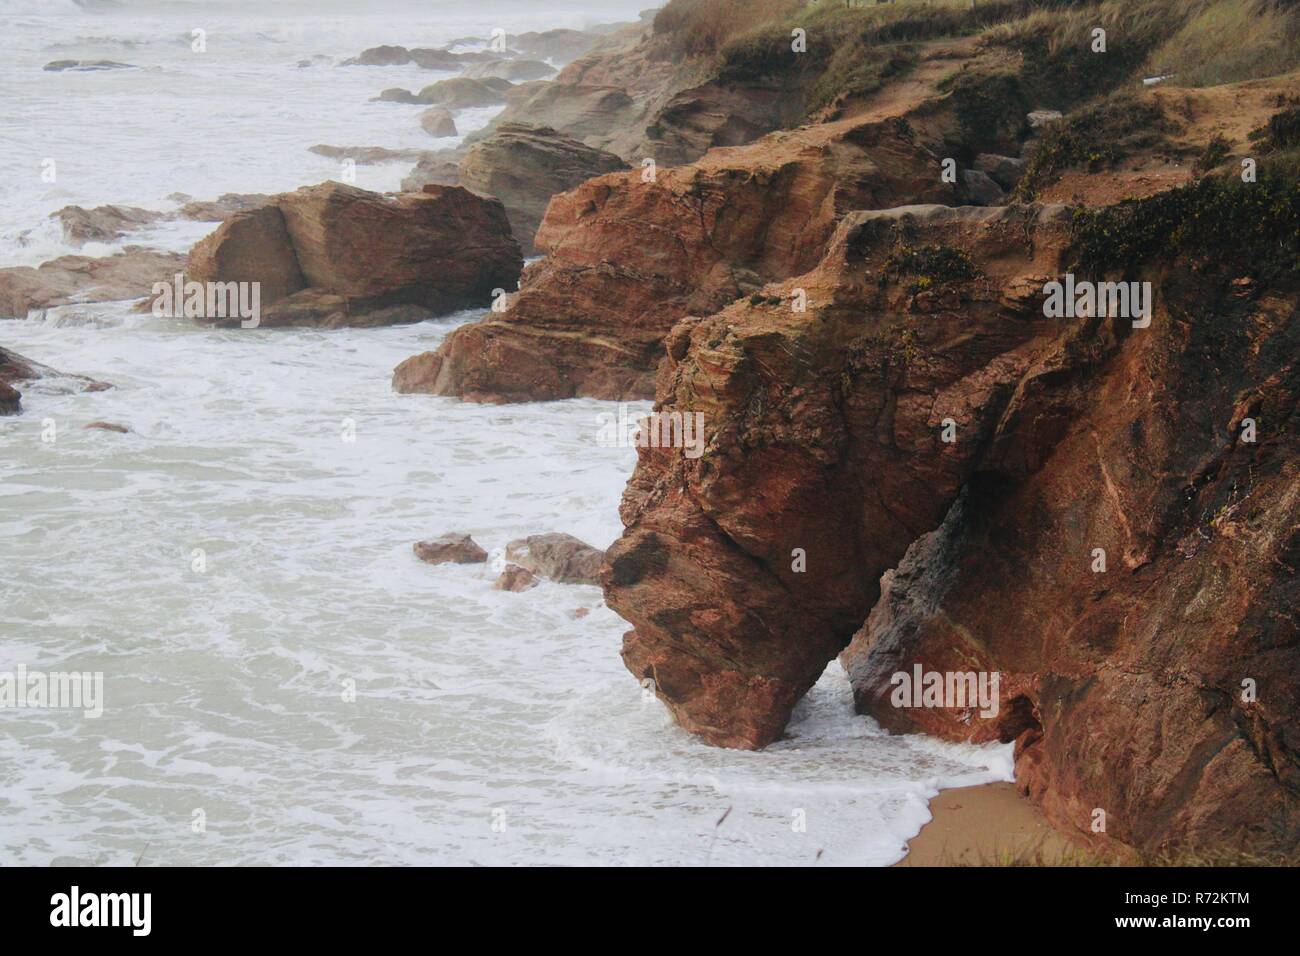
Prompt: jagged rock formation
<box><xmin>602</xmin><ymin>203</ymin><xmax>1076</xmax><ymax>749</ymax></box>
<box><xmin>393</xmin><ymin>108</ymin><xmax>958</xmax><ymax>402</ymax></box>
<box><xmin>457</xmin><ymin>124</ymin><xmax>627</xmax><ymax>253</ymax></box>
<box><xmin>183</xmin><ymin>182</ymin><xmax>520</xmax><ymax>328</ymax></box>
<box><xmin>504</xmin><ymin>533</ymin><xmax>604</xmax><ymax>585</ymax></box>
<box><xmin>601</xmin><ymin>186</ymin><xmax>1299</xmax><ymax>854</ymax></box>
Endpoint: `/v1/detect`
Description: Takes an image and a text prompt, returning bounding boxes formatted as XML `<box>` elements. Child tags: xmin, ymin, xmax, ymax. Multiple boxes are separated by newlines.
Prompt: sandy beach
<box><xmin>897</xmin><ymin>783</ymin><xmax>1082</xmax><ymax>867</ymax></box>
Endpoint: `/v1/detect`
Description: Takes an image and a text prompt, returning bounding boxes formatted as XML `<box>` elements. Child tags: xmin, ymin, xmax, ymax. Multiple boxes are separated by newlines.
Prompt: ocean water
<box><xmin>0</xmin><ymin>0</ymin><xmax>1013</xmax><ymax>866</ymax></box>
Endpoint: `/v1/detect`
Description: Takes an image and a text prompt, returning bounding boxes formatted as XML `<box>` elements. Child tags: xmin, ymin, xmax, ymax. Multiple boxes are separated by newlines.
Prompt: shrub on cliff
<box><xmin>1014</xmin><ymin>90</ymin><xmax>1177</xmax><ymax>199</ymax></box>
<box><xmin>1068</xmin><ymin>160</ymin><xmax>1300</xmax><ymax>283</ymax></box>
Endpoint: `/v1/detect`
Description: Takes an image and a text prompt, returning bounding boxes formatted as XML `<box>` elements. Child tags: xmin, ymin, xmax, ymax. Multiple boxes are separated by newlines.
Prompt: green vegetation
<box><xmin>652</xmin><ymin>0</ymin><xmax>1300</xmax><ymax>150</ymax></box>
<box><xmin>658</xmin><ymin>0</ymin><xmax>1046</xmax><ymax>118</ymax></box>
<box><xmin>1068</xmin><ymin>161</ymin><xmax>1300</xmax><ymax>283</ymax></box>
<box><xmin>883</xmin><ymin>243</ymin><xmax>981</xmax><ymax>292</ymax></box>
<box><xmin>652</xmin><ymin>0</ymin><xmax>807</xmax><ymax>56</ymax></box>
<box><xmin>937</xmin><ymin>63</ymin><xmax>1030</xmax><ymax>156</ymax></box>
<box><xmin>1194</xmin><ymin>134</ymin><xmax>1232</xmax><ymax>175</ymax></box>
<box><xmin>1252</xmin><ymin>105</ymin><xmax>1300</xmax><ymax>153</ymax></box>
<box><xmin>1014</xmin><ymin>91</ymin><xmax>1176</xmax><ymax>199</ymax></box>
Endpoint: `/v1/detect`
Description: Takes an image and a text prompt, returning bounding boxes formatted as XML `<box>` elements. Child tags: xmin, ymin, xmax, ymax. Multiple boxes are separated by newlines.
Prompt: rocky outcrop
<box><xmin>458</xmin><ymin>124</ymin><xmax>627</xmax><ymax>253</ymax></box>
<box><xmin>494</xmin><ymin>564</ymin><xmax>539</xmax><ymax>592</ymax></box>
<box><xmin>341</xmin><ymin>45</ymin><xmax>495</xmax><ymax>69</ymax></box>
<box><xmin>602</xmin><ymin>203</ymin><xmax>1075</xmax><ymax>750</ymax></box>
<box><xmin>400</xmin><ymin>151</ymin><xmax>463</xmax><ymax>191</ymax></box>
<box><xmin>509</xmin><ymin>28</ymin><xmax>606</xmax><ymax>65</ymax></box>
<box><xmin>504</xmin><ymin>533</ymin><xmax>604</xmax><ymax>585</ymax></box>
<box><xmin>601</xmin><ymin>178</ymin><xmax>1300</xmax><ymax>856</ymax></box>
<box><xmin>838</xmin><ymin>253</ymin><xmax>1300</xmax><ymax>855</ymax></box>
<box><xmin>413</xmin><ymin>533</ymin><xmax>488</xmax><ymax>565</ymax></box>
<box><xmin>416</xmin><ymin>77</ymin><xmax>508</xmax><ymax>109</ymax></box>
<box><xmin>0</xmin><ymin>248</ymin><xmax>185</xmax><ymax>319</ymax></box>
<box><xmin>419</xmin><ymin>108</ymin><xmax>458</xmax><ymax>138</ymax></box>
<box><xmin>0</xmin><ymin>345</ymin><xmax>111</xmax><ymax>414</ymax></box>
<box><xmin>465</xmin><ymin>59</ymin><xmax>556</xmax><ymax>83</ymax></box>
<box><xmin>466</xmin><ymin>27</ymin><xmax>706</xmax><ymax>162</ymax></box>
<box><xmin>394</xmin><ymin>112</ymin><xmax>956</xmax><ymax>402</ymax></box>
<box><xmin>181</xmin><ymin>181</ymin><xmax>521</xmax><ymax>327</ymax></box>
<box><xmin>54</xmin><ymin>194</ymin><xmax>270</xmax><ymax>245</ymax></box>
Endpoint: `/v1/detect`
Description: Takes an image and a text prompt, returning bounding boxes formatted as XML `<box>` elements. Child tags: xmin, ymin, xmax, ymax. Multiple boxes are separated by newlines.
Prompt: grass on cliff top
<box><xmin>1143</xmin><ymin>0</ymin><xmax>1300</xmax><ymax>88</ymax></box>
<box><xmin>1068</xmin><ymin>155</ymin><xmax>1300</xmax><ymax>283</ymax></box>
<box><xmin>718</xmin><ymin>0</ymin><xmax>1041</xmax><ymax>115</ymax></box>
<box><xmin>985</xmin><ymin>0</ymin><xmax>1300</xmax><ymax>107</ymax></box>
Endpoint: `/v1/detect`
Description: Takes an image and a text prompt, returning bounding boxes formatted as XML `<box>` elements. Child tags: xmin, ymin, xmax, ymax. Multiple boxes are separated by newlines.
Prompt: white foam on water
<box><xmin>0</xmin><ymin>0</ymin><xmax>1014</xmax><ymax>867</ymax></box>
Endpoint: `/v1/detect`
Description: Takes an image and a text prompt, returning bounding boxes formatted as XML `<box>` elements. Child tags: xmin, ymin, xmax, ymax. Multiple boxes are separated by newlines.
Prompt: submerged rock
<box><xmin>0</xmin><ymin>248</ymin><xmax>185</xmax><ymax>319</ymax></box>
<box><xmin>84</xmin><ymin>421</ymin><xmax>130</xmax><ymax>433</ymax></box>
<box><xmin>44</xmin><ymin>59</ymin><xmax>135</xmax><ymax>71</ymax></box>
<box><xmin>493</xmin><ymin>564</ymin><xmax>539</xmax><ymax>592</ymax></box>
<box><xmin>55</xmin><ymin>204</ymin><xmax>163</xmax><ymax>245</ymax></box>
<box><xmin>504</xmin><ymin>533</ymin><xmax>604</xmax><ymax>585</ymax></box>
<box><xmin>0</xmin><ymin>382</ymin><xmax>20</xmax><ymax>416</ymax></box>
<box><xmin>0</xmin><ymin>345</ymin><xmax>111</xmax><ymax>414</ymax></box>
<box><xmin>413</xmin><ymin>533</ymin><xmax>489</xmax><ymax>565</ymax></box>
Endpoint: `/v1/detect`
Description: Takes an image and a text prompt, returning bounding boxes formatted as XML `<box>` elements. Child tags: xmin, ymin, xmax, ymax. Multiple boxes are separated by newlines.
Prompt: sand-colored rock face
<box><xmin>394</xmin><ymin>115</ymin><xmax>957</xmax><ymax>402</ymax></box>
<box><xmin>185</xmin><ymin>182</ymin><xmax>521</xmax><ymax>327</ymax></box>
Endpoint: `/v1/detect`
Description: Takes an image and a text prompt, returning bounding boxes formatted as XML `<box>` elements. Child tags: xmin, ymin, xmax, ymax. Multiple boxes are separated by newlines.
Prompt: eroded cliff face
<box><xmin>600</xmin><ymin>190</ymin><xmax>1299</xmax><ymax>854</ymax></box>
<box><xmin>393</xmin><ymin>111</ymin><xmax>958</xmax><ymax>402</ymax></box>
<box><xmin>841</xmin><ymin>263</ymin><xmax>1299</xmax><ymax>855</ymax></box>
<box><xmin>601</xmin><ymin>204</ymin><xmax>1080</xmax><ymax>748</ymax></box>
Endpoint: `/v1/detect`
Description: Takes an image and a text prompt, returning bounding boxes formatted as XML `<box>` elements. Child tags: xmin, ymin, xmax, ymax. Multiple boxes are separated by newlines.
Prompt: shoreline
<box><xmin>895</xmin><ymin>782</ymin><xmax>1081</xmax><ymax>867</ymax></box>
